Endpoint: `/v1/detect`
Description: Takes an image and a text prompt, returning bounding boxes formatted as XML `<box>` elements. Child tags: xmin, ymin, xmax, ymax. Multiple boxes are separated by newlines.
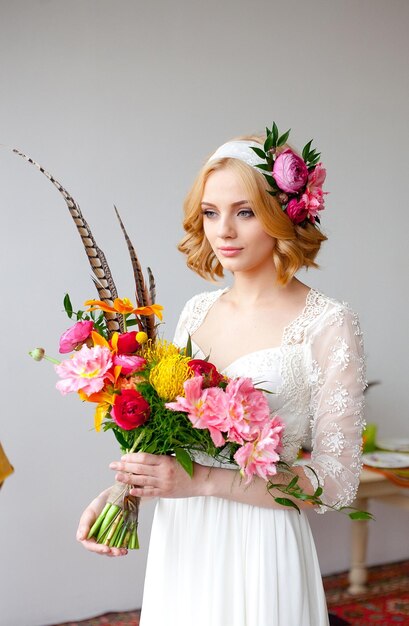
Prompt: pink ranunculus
<box><xmin>286</xmin><ymin>198</ymin><xmax>309</xmax><ymax>224</ymax></box>
<box><xmin>224</xmin><ymin>378</ymin><xmax>271</xmax><ymax>445</ymax></box>
<box><xmin>188</xmin><ymin>359</ymin><xmax>224</xmax><ymax>388</ymax></box>
<box><xmin>116</xmin><ymin>332</ymin><xmax>141</xmax><ymax>355</ymax></box>
<box><xmin>111</xmin><ymin>388</ymin><xmax>150</xmax><ymax>430</ymax></box>
<box><xmin>233</xmin><ymin>417</ymin><xmax>284</xmax><ymax>484</ymax></box>
<box><xmin>166</xmin><ymin>377</ymin><xmax>228</xmax><ymax>447</ymax></box>
<box><xmin>113</xmin><ymin>354</ymin><xmax>146</xmax><ymax>375</ymax></box>
<box><xmin>301</xmin><ymin>163</ymin><xmax>327</xmax><ymax>222</ymax></box>
<box><xmin>59</xmin><ymin>320</ymin><xmax>94</xmax><ymax>354</ymax></box>
<box><xmin>55</xmin><ymin>344</ymin><xmax>113</xmax><ymax>396</ymax></box>
<box><xmin>272</xmin><ymin>149</ymin><xmax>308</xmax><ymax>194</ymax></box>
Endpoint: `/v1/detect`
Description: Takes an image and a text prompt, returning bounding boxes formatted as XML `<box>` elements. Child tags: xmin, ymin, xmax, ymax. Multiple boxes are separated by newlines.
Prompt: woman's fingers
<box><xmin>121</xmin><ymin>452</ymin><xmax>160</xmax><ymax>465</ymax></box>
<box><xmin>76</xmin><ymin>488</ymin><xmax>129</xmax><ymax>556</ymax></box>
<box><xmin>109</xmin><ymin>461</ymin><xmax>156</xmax><ymax>475</ymax></box>
<box><xmin>78</xmin><ymin>536</ymin><xmax>128</xmax><ymax>557</ymax></box>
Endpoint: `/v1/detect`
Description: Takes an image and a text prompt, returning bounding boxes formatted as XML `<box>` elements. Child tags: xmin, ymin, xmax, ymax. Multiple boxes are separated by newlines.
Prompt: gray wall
<box><xmin>1</xmin><ymin>1</ymin><xmax>408</xmax><ymax>625</ymax></box>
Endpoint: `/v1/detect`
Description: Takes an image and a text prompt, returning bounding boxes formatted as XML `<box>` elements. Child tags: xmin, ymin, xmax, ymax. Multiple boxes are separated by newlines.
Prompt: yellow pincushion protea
<box><xmin>141</xmin><ymin>338</ymin><xmax>181</xmax><ymax>364</ymax></box>
<box><xmin>148</xmin><ymin>348</ymin><xmax>193</xmax><ymax>402</ymax></box>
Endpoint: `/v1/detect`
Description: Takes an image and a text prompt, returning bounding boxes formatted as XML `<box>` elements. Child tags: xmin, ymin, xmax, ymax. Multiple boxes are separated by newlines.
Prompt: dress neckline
<box><xmin>190</xmin><ymin>287</ymin><xmax>319</xmax><ymax>373</ymax></box>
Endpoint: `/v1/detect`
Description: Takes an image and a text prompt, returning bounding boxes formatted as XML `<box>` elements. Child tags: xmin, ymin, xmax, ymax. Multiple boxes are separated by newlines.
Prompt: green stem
<box><xmin>104</xmin><ymin>511</ymin><xmax>123</xmax><ymax>545</ymax></box>
<box><xmin>109</xmin><ymin>516</ymin><xmax>124</xmax><ymax>547</ymax></box>
<box><xmin>129</xmin><ymin>526</ymin><xmax>139</xmax><ymax>550</ymax></box>
<box><xmin>115</xmin><ymin>523</ymin><xmax>129</xmax><ymax>547</ymax></box>
<box><xmin>96</xmin><ymin>504</ymin><xmax>121</xmax><ymax>542</ymax></box>
<box><xmin>128</xmin><ymin>431</ymin><xmax>145</xmax><ymax>454</ymax></box>
<box><xmin>44</xmin><ymin>355</ymin><xmax>61</xmax><ymax>365</ymax></box>
<box><xmin>87</xmin><ymin>502</ymin><xmax>111</xmax><ymax>539</ymax></box>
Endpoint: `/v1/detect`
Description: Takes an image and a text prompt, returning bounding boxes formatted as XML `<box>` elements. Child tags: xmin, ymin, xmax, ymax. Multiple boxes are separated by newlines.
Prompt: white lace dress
<box><xmin>140</xmin><ymin>288</ymin><xmax>366</xmax><ymax>626</ymax></box>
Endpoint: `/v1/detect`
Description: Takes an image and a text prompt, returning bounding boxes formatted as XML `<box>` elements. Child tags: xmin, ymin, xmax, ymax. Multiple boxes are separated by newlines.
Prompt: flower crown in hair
<box><xmin>249</xmin><ymin>123</ymin><xmax>327</xmax><ymax>227</ymax></box>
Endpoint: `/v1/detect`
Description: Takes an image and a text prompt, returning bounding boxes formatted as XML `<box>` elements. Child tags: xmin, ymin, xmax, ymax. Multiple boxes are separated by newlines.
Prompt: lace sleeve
<box><xmin>172</xmin><ymin>295</ymin><xmax>197</xmax><ymax>347</ymax></box>
<box><xmin>303</xmin><ymin>303</ymin><xmax>367</xmax><ymax>513</ymax></box>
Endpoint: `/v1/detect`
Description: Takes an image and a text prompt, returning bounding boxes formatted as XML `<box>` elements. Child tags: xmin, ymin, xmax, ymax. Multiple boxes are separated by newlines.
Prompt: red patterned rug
<box><xmin>51</xmin><ymin>560</ymin><xmax>409</xmax><ymax>626</ymax></box>
<box><xmin>324</xmin><ymin>559</ymin><xmax>409</xmax><ymax>625</ymax></box>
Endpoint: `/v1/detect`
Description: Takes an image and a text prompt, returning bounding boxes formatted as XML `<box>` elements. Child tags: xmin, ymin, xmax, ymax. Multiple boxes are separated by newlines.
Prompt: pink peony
<box><xmin>224</xmin><ymin>378</ymin><xmax>271</xmax><ymax>445</ymax></box>
<box><xmin>116</xmin><ymin>332</ymin><xmax>141</xmax><ymax>355</ymax></box>
<box><xmin>188</xmin><ymin>359</ymin><xmax>224</xmax><ymax>387</ymax></box>
<box><xmin>166</xmin><ymin>377</ymin><xmax>228</xmax><ymax>447</ymax></box>
<box><xmin>272</xmin><ymin>150</ymin><xmax>308</xmax><ymax>194</ymax></box>
<box><xmin>301</xmin><ymin>163</ymin><xmax>327</xmax><ymax>222</ymax></box>
<box><xmin>113</xmin><ymin>354</ymin><xmax>146</xmax><ymax>375</ymax></box>
<box><xmin>111</xmin><ymin>389</ymin><xmax>150</xmax><ymax>430</ymax></box>
<box><xmin>233</xmin><ymin>417</ymin><xmax>284</xmax><ymax>483</ymax></box>
<box><xmin>55</xmin><ymin>344</ymin><xmax>113</xmax><ymax>396</ymax></box>
<box><xmin>59</xmin><ymin>320</ymin><xmax>94</xmax><ymax>354</ymax></box>
<box><xmin>286</xmin><ymin>198</ymin><xmax>309</xmax><ymax>224</ymax></box>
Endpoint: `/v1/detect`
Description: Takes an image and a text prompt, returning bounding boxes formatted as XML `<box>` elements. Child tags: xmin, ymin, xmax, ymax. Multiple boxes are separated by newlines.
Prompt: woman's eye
<box><xmin>202</xmin><ymin>209</ymin><xmax>218</xmax><ymax>218</ymax></box>
<box><xmin>238</xmin><ymin>209</ymin><xmax>254</xmax><ymax>218</ymax></box>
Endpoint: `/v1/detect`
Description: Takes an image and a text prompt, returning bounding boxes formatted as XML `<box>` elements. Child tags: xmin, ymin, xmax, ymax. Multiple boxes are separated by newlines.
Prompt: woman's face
<box><xmin>201</xmin><ymin>167</ymin><xmax>276</xmax><ymax>275</ymax></box>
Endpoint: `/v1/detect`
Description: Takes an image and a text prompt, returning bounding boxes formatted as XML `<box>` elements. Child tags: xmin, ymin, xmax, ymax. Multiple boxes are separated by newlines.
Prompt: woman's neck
<box><xmin>226</xmin><ymin>268</ymin><xmax>305</xmax><ymax>306</ymax></box>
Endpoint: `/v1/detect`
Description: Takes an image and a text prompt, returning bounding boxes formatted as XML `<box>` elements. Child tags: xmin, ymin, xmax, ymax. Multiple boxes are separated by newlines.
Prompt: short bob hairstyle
<box><xmin>178</xmin><ymin>135</ymin><xmax>328</xmax><ymax>286</ymax></box>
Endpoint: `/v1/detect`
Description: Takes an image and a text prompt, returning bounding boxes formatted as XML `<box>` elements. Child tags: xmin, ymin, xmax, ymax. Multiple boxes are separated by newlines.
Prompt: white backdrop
<box><xmin>1</xmin><ymin>1</ymin><xmax>408</xmax><ymax>625</ymax></box>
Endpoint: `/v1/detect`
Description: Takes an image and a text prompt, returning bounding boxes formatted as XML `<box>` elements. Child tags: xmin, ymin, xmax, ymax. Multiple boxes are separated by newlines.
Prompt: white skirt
<box><xmin>140</xmin><ymin>496</ymin><xmax>329</xmax><ymax>626</ymax></box>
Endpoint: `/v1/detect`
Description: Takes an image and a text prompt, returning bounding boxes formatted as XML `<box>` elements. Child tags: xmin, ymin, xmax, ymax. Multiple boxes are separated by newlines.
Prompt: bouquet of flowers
<box><xmin>30</xmin><ymin>293</ymin><xmax>288</xmax><ymax>549</ymax></box>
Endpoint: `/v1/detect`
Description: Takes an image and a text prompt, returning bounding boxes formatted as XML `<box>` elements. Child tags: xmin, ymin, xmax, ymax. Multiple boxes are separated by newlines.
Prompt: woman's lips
<box><xmin>218</xmin><ymin>247</ymin><xmax>243</xmax><ymax>257</ymax></box>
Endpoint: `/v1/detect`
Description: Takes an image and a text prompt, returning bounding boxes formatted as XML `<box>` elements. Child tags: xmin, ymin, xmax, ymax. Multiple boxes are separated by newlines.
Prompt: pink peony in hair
<box><xmin>272</xmin><ymin>149</ymin><xmax>308</xmax><ymax>194</ymax></box>
<box><xmin>300</xmin><ymin>163</ymin><xmax>327</xmax><ymax>222</ymax></box>
<box><xmin>55</xmin><ymin>344</ymin><xmax>113</xmax><ymax>396</ymax></box>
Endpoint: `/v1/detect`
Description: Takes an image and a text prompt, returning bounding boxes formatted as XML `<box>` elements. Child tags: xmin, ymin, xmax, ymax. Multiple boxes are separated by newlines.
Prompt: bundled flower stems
<box><xmin>88</xmin><ymin>481</ymin><xmax>140</xmax><ymax>549</ymax></box>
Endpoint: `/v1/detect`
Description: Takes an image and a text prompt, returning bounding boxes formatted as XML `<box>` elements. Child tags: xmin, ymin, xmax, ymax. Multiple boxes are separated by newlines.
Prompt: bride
<box><xmin>77</xmin><ymin>126</ymin><xmax>366</xmax><ymax>626</ymax></box>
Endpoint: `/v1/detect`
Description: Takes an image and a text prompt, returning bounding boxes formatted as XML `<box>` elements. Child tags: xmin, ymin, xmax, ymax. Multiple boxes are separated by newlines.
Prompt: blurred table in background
<box><xmin>348</xmin><ymin>468</ymin><xmax>409</xmax><ymax>594</ymax></box>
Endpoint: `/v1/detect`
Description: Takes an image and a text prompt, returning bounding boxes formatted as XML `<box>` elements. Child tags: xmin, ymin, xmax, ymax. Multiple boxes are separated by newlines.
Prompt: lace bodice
<box><xmin>173</xmin><ymin>288</ymin><xmax>367</xmax><ymax>513</ymax></box>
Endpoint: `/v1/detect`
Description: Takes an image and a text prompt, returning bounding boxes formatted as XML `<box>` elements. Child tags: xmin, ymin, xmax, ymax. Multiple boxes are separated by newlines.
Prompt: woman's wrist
<box><xmin>193</xmin><ymin>462</ymin><xmax>219</xmax><ymax>497</ymax></box>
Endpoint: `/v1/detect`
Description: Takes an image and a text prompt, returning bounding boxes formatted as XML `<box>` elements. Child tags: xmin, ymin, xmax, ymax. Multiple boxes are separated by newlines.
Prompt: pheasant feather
<box><xmin>12</xmin><ymin>148</ymin><xmax>122</xmax><ymax>335</ymax></box>
<box><xmin>147</xmin><ymin>267</ymin><xmax>156</xmax><ymax>308</ymax></box>
<box><xmin>113</xmin><ymin>205</ymin><xmax>157</xmax><ymax>340</ymax></box>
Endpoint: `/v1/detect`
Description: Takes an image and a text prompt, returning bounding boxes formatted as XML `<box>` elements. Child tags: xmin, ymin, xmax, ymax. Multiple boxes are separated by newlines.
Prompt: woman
<box><xmin>77</xmin><ymin>128</ymin><xmax>366</xmax><ymax>626</ymax></box>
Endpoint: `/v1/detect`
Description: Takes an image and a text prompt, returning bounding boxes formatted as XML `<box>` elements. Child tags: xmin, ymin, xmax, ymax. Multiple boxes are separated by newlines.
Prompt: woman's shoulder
<box><xmin>179</xmin><ymin>287</ymin><xmax>227</xmax><ymax>334</ymax></box>
<box><xmin>183</xmin><ymin>287</ymin><xmax>227</xmax><ymax>310</ymax></box>
<box><xmin>305</xmin><ymin>287</ymin><xmax>364</xmax><ymax>346</ymax></box>
<box><xmin>310</xmin><ymin>287</ymin><xmax>361</xmax><ymax>321</ymax></box>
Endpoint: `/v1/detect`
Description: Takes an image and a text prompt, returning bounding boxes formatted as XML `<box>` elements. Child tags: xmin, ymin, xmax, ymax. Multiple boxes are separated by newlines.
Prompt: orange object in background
<box><xmin>0</xmin><ymin>442</ymin><xmax>14</xmax><ymax>488</ymax></box>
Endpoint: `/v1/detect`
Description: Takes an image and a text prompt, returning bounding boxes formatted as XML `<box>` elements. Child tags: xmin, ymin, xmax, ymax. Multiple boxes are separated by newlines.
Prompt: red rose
<box><xmin>116</xmin><ymin>332</ymin><xmax>141</xmax><ymax>354</ymax></box>
<box><xmin>188</xmin><ymin>359</ymin><xmax>224</xmax><ymax>388</ymax></box>
<box><xmin>111</xmin><ymin>389</ymin><xmax>150</xmax><ymax>430</ymax></box>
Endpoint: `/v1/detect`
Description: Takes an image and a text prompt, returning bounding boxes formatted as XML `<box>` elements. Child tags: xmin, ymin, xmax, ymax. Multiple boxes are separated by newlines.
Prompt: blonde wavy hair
<box><xmin>178</xmin><ymin>135</ymin><xmax>328</xmax><ymax>286</ymax></box>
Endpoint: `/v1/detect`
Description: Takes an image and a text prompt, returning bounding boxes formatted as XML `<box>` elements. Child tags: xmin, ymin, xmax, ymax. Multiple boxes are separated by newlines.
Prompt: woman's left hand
<box><xmin>109</xmin><ymin>452</ymin><xmax>208</xmax><ymax>499</ymax></box>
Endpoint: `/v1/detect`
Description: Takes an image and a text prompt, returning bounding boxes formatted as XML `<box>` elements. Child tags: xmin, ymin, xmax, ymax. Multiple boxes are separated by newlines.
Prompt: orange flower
<box><xmin>84</xmin><ymin>297</ymin><xmax>163</xmax><ymax>320</ymax></box>
<box><xmin>78</xmin><ymin>388</ymin><xmax>117</xmax><ymax>432</ymax></box>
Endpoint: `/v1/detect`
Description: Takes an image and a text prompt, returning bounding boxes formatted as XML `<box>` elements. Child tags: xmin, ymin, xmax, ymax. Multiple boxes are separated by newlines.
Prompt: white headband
<box><xmin>206</xmin><ymin>140</ymin><xmax>265</xmax><ymax>171</ymax></box>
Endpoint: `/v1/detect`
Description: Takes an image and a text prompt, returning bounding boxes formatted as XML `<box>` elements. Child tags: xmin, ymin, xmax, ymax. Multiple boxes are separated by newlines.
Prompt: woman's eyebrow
<box><xmin>200</xmin><ymin>200</ymin><xmax>249</xmax><ymax>208</ymax></box>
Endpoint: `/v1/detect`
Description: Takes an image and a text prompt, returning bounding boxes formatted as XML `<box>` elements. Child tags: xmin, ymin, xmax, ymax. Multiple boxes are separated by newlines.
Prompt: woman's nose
<box><xmin>217</xmin><ymin>216</ymin><xmax>236</xmax><ymax>239</ymax></box>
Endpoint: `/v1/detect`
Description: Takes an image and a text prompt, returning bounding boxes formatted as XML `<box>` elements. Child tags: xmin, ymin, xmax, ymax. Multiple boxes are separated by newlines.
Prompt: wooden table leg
<box><xmin>348</xmin><ymin>497</ymin><xmax>369</xmax><ymax>594</ymax></box>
